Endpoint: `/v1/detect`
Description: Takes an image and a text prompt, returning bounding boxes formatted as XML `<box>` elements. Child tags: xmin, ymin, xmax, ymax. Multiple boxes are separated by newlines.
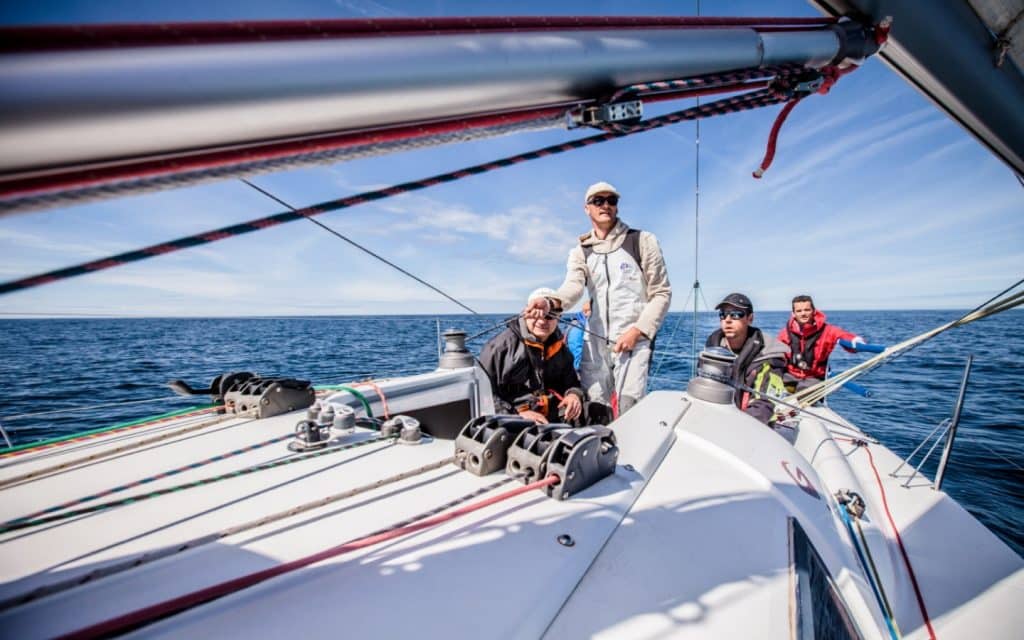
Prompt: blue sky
<box><xmin>1</xmin><ymin>0</ymin><xmax>1022</xmax><ymax>316</ymax></box>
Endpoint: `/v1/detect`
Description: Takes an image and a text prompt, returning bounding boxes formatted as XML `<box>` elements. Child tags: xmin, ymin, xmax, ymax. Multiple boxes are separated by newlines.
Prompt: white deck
<box><xmin>0</xmin><ymin>370</ymin><xmax>1020</xmax><ymax>639</ymax></box>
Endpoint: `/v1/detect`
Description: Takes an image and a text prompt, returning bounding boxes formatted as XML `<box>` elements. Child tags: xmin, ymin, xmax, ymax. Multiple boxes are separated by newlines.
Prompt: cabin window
<box><xmin>790</xmin><ymin>519</ymin><xmax>862</xmax><ymax>640</ymax></box>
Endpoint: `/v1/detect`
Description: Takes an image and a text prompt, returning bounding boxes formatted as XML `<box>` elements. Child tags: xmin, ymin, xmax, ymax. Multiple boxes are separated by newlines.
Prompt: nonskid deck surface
<box><xmin>0</xmin><ymin>383</ymin><xmax>1020</xmax><ymax>639</ymax></box>
<box><xmin>0</xmin><ymin>386</ymin><xmax>682</xmax><ymax>638</ymax></box>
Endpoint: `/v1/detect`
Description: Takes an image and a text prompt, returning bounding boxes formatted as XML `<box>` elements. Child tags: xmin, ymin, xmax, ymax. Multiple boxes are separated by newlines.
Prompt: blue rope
<box><xmin>837</xmin><ymin>504</ymin><xmax>900</xmax><ymax>640</ymax></box>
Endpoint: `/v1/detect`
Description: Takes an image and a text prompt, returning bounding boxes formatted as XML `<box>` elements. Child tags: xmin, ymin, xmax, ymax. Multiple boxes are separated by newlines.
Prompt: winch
<box><xmin>168</xmin><ymin>371</ymin><xmax>315</xmax><ymax>418</ymax></box>
<box><xmin>454</xmin><ymin>415</ymin><xmax>619</xmax><ymax>501</ymax></box>
<box><xmin>454</xmin><ymin>415</ymin><xmax>535</xmax><ymax>476</ymax></box>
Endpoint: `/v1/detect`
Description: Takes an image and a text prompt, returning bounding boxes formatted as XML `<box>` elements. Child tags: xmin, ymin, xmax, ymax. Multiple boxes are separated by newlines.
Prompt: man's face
<box><xmin>585</xmin><ymin>191</ymin><xmax>619</xmax><ymax>231</ymax></box>
<box><xmin>719</xmin><ymin>305</ymin><xmax>752</xmax><ymax>341</ymax></box>
<box><xmin>525</xmin><ymin>301</ymin><xmax>562</xmax><ymax>340</ymax></box>
<box><xmin>792</xmin><ymin>301</ymin><xmax>814</xmax><ymax>325</ymax></box>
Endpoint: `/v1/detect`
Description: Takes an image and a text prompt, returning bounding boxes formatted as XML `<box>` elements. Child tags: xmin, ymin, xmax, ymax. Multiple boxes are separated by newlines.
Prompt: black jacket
<box><xmin>479</xmin><ymin>319</ymin><xmax>584</xmax><ymax>421</ymax></box>
<box><xmin>706</xmin><ymin>327</ymin><xmax>788</xmax><ymax>424</ymax></box>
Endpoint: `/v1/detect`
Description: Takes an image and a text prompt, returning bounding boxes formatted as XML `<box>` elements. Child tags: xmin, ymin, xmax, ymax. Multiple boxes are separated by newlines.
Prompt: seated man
<box><xmin>705</xmin><ymin>292</ymin><xmax>788</xmax><ymax>425</ymax></box>
<box><xmin>479</xmin><ymin>288</ymin><xmax>584</xmax><ymax>424</ymax></box>
<box><xmin>778</xmin><ymin>294</ymin><xmax>865</xmax><ymax>392</ymax></box>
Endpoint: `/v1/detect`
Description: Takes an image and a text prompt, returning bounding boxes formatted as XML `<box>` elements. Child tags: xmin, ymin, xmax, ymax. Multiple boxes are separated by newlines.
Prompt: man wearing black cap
<box><xmin>705</xmin><ymin>293</ymin><xmax>788</xmax><ymax>425</ymax></box>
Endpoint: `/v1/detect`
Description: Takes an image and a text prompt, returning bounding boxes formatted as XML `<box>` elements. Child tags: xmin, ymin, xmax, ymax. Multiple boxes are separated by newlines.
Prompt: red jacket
<box><xmin>777</xmin><ymin>310</ymin><xmax>857</xmax><ymax>380</ymax></box>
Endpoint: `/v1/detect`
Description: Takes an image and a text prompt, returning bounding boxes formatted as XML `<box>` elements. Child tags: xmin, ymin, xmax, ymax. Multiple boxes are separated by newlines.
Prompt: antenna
<box><xmin>690</xmin><ymin>0</ymin><xmax>703</xmax><ymax>378</ymax></box>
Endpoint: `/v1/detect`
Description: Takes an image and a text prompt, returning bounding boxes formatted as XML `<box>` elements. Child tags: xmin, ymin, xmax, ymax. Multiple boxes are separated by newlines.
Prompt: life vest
<box><xmin>582</xmin><ymin>228</ymin><xmax>645</xmax><ymax>344</ymax></box>
<box><xmin>787</xmin><ymin>323</ymin><xmax>825</xmax><ymax>373</ymax></box>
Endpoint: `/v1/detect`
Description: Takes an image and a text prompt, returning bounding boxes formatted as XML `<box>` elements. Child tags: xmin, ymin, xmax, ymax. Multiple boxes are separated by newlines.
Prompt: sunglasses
<box><xmin>587</xmin><ymin>195</ymin><xmax>619</xmax><ymax>207</ymax></box>
<box><xmin>544</xmin><ymin>308</ymin><xmax>564</xmax><ymax>320</ymax></box>
<box><xmin>719</xmin><ymin>310</ymin><xmax>748</xmax><ymax>320</ymax></box>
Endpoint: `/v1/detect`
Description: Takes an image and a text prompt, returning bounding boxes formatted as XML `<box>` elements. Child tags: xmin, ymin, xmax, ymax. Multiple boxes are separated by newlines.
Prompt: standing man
<box><xmin>705</xmin><ymin>293</ymin><xmax>788</xmax><ymax>425</ymax></box>
<box><xmin>778</xmin><ymin>294</ymin><xmax>865</xmax><ymax>391</ymax></box>
<box><xmin>527</xmin><ymin>181</ymin><xmax>671</xmax><ymax>415</ymax></box>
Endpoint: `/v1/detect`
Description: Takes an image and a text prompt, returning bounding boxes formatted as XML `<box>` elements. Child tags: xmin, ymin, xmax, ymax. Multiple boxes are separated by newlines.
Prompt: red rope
<box><xmin>355</xmin><ymin>380</ymin><xmax>391</xmax><ymax>420</ymax></box>
<box><xmin>752</xmin><ymin>98</ymin><xmax>801</xmax><ymax>179</ymax></box>
<box><xmin>752</xmin><ymin>64</ymin><xmax>861</xmax><ymax>178</ymax></box>
<box><xmin>58</xmin><ymin>474</ymin><xmax>560</xmax><ymax>640</ymax></box>
<box><xmin>846</xmin><ymin>441</ymin><xmax>937</xmax><ymax>640</ymax></box>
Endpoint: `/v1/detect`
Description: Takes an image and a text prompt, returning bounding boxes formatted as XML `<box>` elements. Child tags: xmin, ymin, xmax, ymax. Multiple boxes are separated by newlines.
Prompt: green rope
<box><xmin>1</xmin><ymin>435</ymin><xmax>395</xmax><ymax>533</ymax></box>
<box><xmin>314</xmin><ymin>385</ymin><xmax>373</xmax><ymax>417</ymax></box>
<box><xmin>1</xmin><ymin>403</ymin><xmax>217</xmax><ymax>454</ymax></box>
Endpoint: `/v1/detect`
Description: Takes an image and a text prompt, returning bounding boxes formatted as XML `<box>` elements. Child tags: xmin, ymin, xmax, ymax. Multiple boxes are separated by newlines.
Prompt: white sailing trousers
<box><xmin>580</xmin><ymin>336</ymin><xmax>651</xmax><ymax>410</ymax></box>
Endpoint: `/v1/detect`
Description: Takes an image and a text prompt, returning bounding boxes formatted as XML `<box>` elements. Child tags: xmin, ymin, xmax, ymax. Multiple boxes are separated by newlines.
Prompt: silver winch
<box><xmin>686</xmin><ymin>347</ymin><xmax>737</xmax><ymax>404</ymax></box>
<box><xmin>438</xmin><ymin>329</ymin><xmax>474</xmax><ymax>369</ymax></box>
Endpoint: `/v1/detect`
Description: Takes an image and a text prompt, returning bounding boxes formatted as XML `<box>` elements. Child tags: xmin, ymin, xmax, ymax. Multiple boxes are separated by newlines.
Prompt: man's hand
<box><xmin>518</xmin><ymin>409</ymin><xmax>548</xmax><ymax>424</ymax></box>
<box><xmin>613</xmin><ymin>326</ymin><xmax>645</xmax><ymax>353</ymax></box>
<box><xmin>851</xmin><ymin>336</ymin><xmax>866</xmax><ymax>348</ymax></box>
<box><xmin>523</xmin><ymin>297</ymin><xmax>550</xmax><ymax>320</ymax></box>
<box><xmin>558</xmin><ymin>393</ymin><xmax>583</xmax><ymax>421</ymax></box>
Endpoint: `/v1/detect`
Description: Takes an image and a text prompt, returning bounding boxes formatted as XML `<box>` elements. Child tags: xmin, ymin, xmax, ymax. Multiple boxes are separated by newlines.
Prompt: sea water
<box><xmin>1</xmin><ymin>310</ymin><xmax>1021</xmax><ymax>556</ymax></box>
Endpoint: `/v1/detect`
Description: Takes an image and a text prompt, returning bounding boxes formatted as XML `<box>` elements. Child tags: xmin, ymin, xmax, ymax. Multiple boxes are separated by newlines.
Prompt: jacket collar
<box><xmin>579</xmin><ymin>219</ymin><xmax>630</xmax><ymax>248</ymax></box>
<box><xmin>788</xmin><ymin>309</ymin><xmax>828</xmax><ymax>336</ymax></box>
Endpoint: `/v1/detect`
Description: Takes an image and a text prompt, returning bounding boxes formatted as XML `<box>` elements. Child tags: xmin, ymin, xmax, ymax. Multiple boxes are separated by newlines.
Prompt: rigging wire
<box><xmin>691</xmin><ymin>0</ymin><xmax>703</xmax><ymax>379</ymax></box>
<box><xmin>241</xmin><ymin>179</ymin><xmax>479</xmax><ymax>315</ymax></box>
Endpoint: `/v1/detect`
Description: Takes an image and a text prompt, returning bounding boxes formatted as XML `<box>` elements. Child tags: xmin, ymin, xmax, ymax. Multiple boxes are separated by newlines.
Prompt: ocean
<box><xmin>1</xmin><ymin>310</ymin><xmax>1021</xmax><ymax>557</ymax></box>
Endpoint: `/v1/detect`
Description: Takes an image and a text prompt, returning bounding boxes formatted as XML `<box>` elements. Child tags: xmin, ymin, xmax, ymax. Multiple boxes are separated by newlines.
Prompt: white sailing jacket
<box><xmin>555</xmin><ymin>220</ymin><xmax>671</xmax><ymax>343</ymax></box>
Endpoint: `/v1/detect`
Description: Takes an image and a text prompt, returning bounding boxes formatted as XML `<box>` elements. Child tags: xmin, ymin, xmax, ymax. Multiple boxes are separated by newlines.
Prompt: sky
<box><xmin>1</xmin><ymin>0</ymin><xmax>1022</xmax><ymax>317</ymax></box>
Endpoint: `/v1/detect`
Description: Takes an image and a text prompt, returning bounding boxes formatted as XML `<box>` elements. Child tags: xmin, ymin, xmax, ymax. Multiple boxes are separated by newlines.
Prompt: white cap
<box><xmin>585</xmin><ymin>181</ymin><xmax>620</xmax><ymax>202</ymax></box>
<box><xmin>527</xmin><ymin>287</ymin><xmax>558</xmax><ymax>304</ymax></box>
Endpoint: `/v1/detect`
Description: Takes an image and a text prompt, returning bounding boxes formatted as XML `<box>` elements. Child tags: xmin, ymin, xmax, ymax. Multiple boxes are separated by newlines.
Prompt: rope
<box><xmin>794</xmin><ymin>280</ymin><xmax>1024</xmax><ymax>407</ymax></box>
<box><xmin>752</xmin><ymin>97</ymin><xmax>801</xmax><ymax>178</ymax></box>
<box><xmin>0</xmin><ymin>412</ymin><xmax>238</xmax><ymax>490</ymax></box>
<box><xmin>0</xmin><ymin>435</ymin><xmax>394</xmax><ymax>534</ymax></box>
<box><xmin>0</xmin><ymin>83</ymin><xmax>789</xmax><ymax>297</ymax></box>
<box><xmin>0</xmin><ymin>404</ymin><xmax>219</xmax><ymax>459</ymax></box>
<box><xmin>0</xmin><ymin>396</ymin><xmax>195</xmax><ymax>422</ymax></box>
<box><xmin>837</xmin><ymin>502</ymin><xmax>901</xmax><ymax>639</ymax></box>
<box><xmin>854</xmin><ymin>516</ymin><xmax>900</xmax><ymax>636</ymax></box>
<box><xmin>57</xmin><ymin>474</ymin><xmax>557</xmax><ymax>639</ymax></box>
<box><xmin>355</xmin><ymin>381</ymin><xmax>391</xmax><ymax>420</ymax></box>
<box><xmin>857</xmin><ymin>443</ymin><xmax>937</xmax><ymax>640</ymax></box>
<box><xmin>1</xmin><ymin>112</ymin><xmax>566</xmax><ymax>215</ymax></box>
<box><xmin>0</xmin><ymin>448</ymin><xmax>460</xmax><ymax>612</ymax></box>
<box><xmin>316</xmin><ymin>385</ymin><xmax>373</xmax><ymax>417</ymax></box>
